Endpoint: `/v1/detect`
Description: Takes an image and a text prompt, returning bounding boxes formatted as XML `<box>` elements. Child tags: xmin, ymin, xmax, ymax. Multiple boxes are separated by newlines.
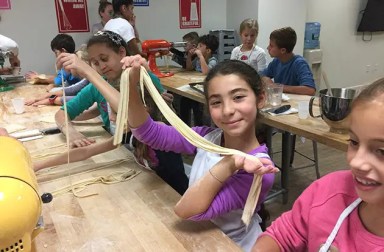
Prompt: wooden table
<box><xmin>160</xmin><ymin>68</ymin><xmax>206</xmax><ymax>104</ymax></box>
<box><xmin>0</xmin><ymin>83</ymin><xmax>241</xmax><ymax>251</ymax></box>
<box><xmin>160</xmin><ymin>69</ymin><xmax>349</xmax><ymax>152</ymax></box>
<box><xmin>160</xmin><ymin>70</ymin><xmax>350</xmax><ymax>203</ymax></box>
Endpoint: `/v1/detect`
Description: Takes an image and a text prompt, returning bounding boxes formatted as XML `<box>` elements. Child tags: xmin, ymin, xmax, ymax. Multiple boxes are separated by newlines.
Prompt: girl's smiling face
<box><xmin>207</xmin><ymin>74</ymin><xmax>265</xmax><ymax>138</ymax></box>
<box><xmin>88</xmin><ymin>43</ymin><xmax>126</xmax><ymax>81</ymax></box>
<box><xmin>347</xmin><ymin>95</ymin><xmax>384</xmax><ymax>206</ymax></box>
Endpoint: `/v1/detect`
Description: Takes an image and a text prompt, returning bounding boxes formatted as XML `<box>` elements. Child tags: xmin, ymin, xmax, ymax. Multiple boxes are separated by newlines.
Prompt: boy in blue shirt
<box><xmin>261</xmin><ymin>27</ymin><xmax>316</xmax><ymax>95</ymax></box>
<box><xmin>25</xmin><ymin>34</ymin><xmax>81</xmax><ymax>90</ymax></box>
<box><xmin>186</xmin><ymin>34</ymin><xmax>219</xmax><ymax>74</ymax></box>
<box><xmin>181</xmin><ymin>34</ymin><xmax>218</xmax><ymax>126</ymax></box>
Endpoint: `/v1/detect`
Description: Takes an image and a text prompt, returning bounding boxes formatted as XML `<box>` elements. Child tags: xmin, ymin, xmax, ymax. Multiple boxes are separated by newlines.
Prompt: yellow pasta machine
<box><xmin>0</xmin><ymin>136</ymin><xmax>51</xmax><ymax>251</ymax></box>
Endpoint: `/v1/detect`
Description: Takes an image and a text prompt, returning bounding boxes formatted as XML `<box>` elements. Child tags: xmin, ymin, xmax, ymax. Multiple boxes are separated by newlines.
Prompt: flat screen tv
<box><xmin>358</xmin><ymin>0</ymin><xmax>384</xmax><ymax>32</ymax></box>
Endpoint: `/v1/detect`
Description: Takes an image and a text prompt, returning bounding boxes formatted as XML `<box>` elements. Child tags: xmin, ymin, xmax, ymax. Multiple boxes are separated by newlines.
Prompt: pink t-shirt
<box><xmin>262</xmin><ymin>170</ymin><xmax>384</xmax><ymax>251</ymax></box>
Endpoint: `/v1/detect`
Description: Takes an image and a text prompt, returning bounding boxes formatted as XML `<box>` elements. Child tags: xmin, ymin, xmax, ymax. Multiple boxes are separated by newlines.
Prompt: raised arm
<box><xmin>194</xmin><ymin>49</ymin><xmax>210</xmax><ymax>74</ymax></box>
<box><xmin>120</xmin><ymin>55</ymin><xmax>151</xmax><ymax>128</ymax></box>
<box><xmin>185</xmin><ymin>49</ymin><xmax>195</xmax><ymax>71</ymax></box>
<box><xmin>57</xmin><ymin>53</ymin><xmax>121</xmax><ymax>112</ymax></box>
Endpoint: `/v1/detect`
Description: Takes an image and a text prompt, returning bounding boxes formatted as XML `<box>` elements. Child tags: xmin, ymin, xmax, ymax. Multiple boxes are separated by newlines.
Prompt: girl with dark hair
<box><xmin>37</xmin><ymin>31</ymin><xmax>189</xmax><ymax>195</ymax></box>
<box><xmin>119</xmin><ymin>57</ymin><xmax>277</xmax><ymax>251</ymax></box>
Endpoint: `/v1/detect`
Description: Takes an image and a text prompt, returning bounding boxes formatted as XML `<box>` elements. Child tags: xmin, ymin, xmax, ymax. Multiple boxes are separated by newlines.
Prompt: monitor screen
<box><xmin>358</xmin><ymin>0</ymin><xmax>384</xmax><ymax>32</ymax></box>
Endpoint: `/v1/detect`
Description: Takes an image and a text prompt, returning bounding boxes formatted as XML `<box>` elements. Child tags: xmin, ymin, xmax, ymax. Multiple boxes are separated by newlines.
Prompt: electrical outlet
<box><xmin>373</xmin><ymin>64</ymin><xmax>379</xmax><ymax>73</ymax></box>
<box><xmin>366</xmin><ymin>65</ymin><xmax>371</xmax><ymax>73</ymax></box>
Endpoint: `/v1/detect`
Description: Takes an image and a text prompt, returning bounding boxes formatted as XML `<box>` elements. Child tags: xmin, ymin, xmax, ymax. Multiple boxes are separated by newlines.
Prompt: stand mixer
<box><xmin>0</xmin><ymin>50</ymin><xmax>15</xmax><ymax>92</ymax></box>
<box><xmin>141</xmin><ymin>40</ymin><xmax>186</xmax><ymax>78</ymax></box>
<box><xmin>0</xmin><ymin>50</ymin><xmax>25</xmax><ymax>92</ymax></box>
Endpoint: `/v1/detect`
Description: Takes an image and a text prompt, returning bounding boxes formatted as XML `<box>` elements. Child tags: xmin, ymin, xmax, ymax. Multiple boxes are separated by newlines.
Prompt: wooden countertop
<box><xmin>160</xmin><ymin>68</ymin><xmax>206</xmax><ymax>104</ymax></box>
<box><xmin>32</xmin><ymin>145</ymin><xmax>240</xmax><ymax>251</ymax></box>
<box><xmin>1</xmin><ymin>82</ymin><xmax>241</xmax><ymax>251</ymax></box>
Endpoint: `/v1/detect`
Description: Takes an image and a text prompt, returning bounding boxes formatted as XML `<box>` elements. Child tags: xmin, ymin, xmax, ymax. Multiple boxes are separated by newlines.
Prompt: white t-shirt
<box><xmin>0</xmin><ymin>34</ymin><xmax>19</xmax><ymax>56</ymax></box>
<box><xmin>103</xmin><ymin>17</ymin><xmax>135</xmax><ymax>43</ymax></box>
<box><xmin>230</xmin><ymin>44</ymin><xmax>267</xmax><ymax>72</ymax></box>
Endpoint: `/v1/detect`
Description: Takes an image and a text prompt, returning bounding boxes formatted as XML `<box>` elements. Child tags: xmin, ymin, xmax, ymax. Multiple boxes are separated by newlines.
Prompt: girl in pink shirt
<box><xmin>253</xmin><ymin>78</ymin><xmax>384</xmax><ymax>251</ymax></box>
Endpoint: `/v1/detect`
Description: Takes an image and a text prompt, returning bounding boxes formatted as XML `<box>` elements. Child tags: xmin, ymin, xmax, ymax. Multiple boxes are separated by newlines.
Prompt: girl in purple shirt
<box><xmin>123</xmin><ymin>58</ymin><xmax>277</xmax><ymax>251</ymax></box>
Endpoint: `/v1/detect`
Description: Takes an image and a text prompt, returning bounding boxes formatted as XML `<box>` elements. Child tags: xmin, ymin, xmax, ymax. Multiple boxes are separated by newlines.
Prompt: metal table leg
<box><xmin>281</xmin><ymin>132</ymin><xmax>293</xmax><ymax>204</ymax></box>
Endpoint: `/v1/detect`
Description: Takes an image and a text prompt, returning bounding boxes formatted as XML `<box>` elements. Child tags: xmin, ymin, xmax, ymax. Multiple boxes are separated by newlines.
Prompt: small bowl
<box><xmin>310</xmin><ymin>88</ymin><xmax>356</xmax><ymax>134</ymax></box>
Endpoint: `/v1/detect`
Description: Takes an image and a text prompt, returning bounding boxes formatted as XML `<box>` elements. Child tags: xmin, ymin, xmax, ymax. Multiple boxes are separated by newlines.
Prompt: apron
<box><xmin>189</xmin><ymin>128</ymin><xmax>263</xmax><ymax>252</ymax></box>
<box><xmin>319</xmin><ymin>198</ymin><xmax>362</xmax><ymax>252</ymax></box>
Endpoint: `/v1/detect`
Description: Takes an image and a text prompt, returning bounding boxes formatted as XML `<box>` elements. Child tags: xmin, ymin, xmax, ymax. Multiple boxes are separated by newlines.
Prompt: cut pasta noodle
<box><xmin>36</xmin><ymin>158</ymin><xmax>134</xmax><ymax>183</ymax></box>
<box><xmin>50</xmin><ymin>169</ymin><xmax>140</xmax><ymax>197</ymax></box>
<box><xmin>113</xmin><ymin>66</ymin><xmax>263</xmax><ymax>226</ymax></box>
<box><xmin>32</xmin><ymin>151</ymin><xmax>66</xmax><ymax>160</ymax></box>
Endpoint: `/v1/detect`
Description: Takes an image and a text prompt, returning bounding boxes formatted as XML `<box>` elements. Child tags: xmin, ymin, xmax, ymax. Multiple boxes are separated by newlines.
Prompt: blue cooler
<box><xmin>304</xmin><ymin>22</ymin><xmax>321</xmax><ymax>49</ymax></box>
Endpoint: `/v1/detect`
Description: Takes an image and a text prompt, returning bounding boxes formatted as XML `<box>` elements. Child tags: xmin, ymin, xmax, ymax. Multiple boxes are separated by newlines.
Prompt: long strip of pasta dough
<box><xmin>51</xmin><ymin>169</ymin><xmax>140</xmax><ymax>197</ymax></box>
<box><xmin>36</xmin><ymin>158</ymin><xmax>133</xmax><ymax>183</ymax></box>
<box><xmin>113</xmin><ymin>67</ymin><xmax>263</xmax><ymax>226</ymax></box>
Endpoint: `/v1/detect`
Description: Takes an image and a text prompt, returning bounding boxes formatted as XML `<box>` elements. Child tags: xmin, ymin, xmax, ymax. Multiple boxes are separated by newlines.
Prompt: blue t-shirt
<box><xmin>261</xmin><ymin>55</ymin><xmax>316</xmax><ymax>89</ymax></box>
<box><xmin>193</xmin><ymin>56</ymin><xmax>218</xmax><ymax>73</ymax></box>
<box><xmin>54</xmin><ymin>68</ymin><xmax>82</xmax><ymax>87</ymax></box>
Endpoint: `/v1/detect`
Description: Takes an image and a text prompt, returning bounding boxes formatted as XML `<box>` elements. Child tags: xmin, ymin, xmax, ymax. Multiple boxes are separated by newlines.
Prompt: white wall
<box><xmin>0</xmin><ymin>0</ymin><xmax>98</xmax><ymax>74</ymax></box>
<box><xmin>226</xmin><ymin>0</ymin><xmax>259</xmax><ymax>33</ymax></box>
<box><xmin>0</xmin><ymin>0</ymin><xmax>226</xmax><ymax>74</ymax></box>
<box><xmin>307</xmin><ymin>0</ymin><xmax>384</xmax><ymax>89</ymax></box>
<box><xmin>1</xmin><ymin>0</ymin><xmax>383</xmax><ymax>88</ymax></box>
<box><xmin>135</xmin><ymin>0</ymin><xmax>226</xmax><ymax>42</ymax></box>
<box><xmin>258</xmin><ymin>0</ymin><xmax>307</xmax><ymax>62</ymax></box>
<box><xmin>134</xmin><ymin>0</ymin><xmax>226</xmax><ymax>67</ymax></box>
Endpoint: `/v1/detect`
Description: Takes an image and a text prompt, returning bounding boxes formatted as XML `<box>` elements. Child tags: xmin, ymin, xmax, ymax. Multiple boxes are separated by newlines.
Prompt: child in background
<box><xmin>183</xmin><ymin>34</ymin><xmax>219</xmax><ymax>126</ymax></box>
<box><xmin>231</xmin><ymin>18</ymin><xmax>267</xmax><ymax>72</ymax></box>
<box><xmin>253</xmin><ymin>78</ymin><xmax>384</xmax><ymax>252</ymax></box>
<box><xmin>54</xmin><ymin>31</ymin><xmax>168</xmax><ymax>149</ymax></box>
<box><xmin>92</xmin><ymin>0</ymin><xmax>114</xmax><ymax>34</ymax></box>
<box><xmin>104</xmin><ymin>0</ymin><xmax>144</xmax><ymax>57</ymax></box>
<box><xmin>25</xmin><ymin>34</ymin><xmax>81</xmax><ymax>90</ymax></box>
<box><xmin>25</xmin><ymin>46</ymin><xmax>90</xmax><ymax>106</ymax></box>
<box><xmin>260</xmin><ymin>27</ymin><xmax>315</xmax><ymax>96</ymax></box>
<box><xmin>0</xmin><ymin>34</ymin><xmax>21</xmax><ymax>75</ymax></box>
<box><xmin>167</xmin><ymin>31</ymin><xmax>201</xmax><ymax>126</ymax></box>
<box><xmin>122</xmin><ymin>57</ymin><xmax>277</xmax><ymax>251</ymax></box>
<box><xmin>169</xmin><ymin>31</ymin><xmax>199</xmax><ymax>69</ymax></box>
<box><xmin>186</xmin><ymin>34</ymin><xmax>219</xmax><ymax>74</ymax></box>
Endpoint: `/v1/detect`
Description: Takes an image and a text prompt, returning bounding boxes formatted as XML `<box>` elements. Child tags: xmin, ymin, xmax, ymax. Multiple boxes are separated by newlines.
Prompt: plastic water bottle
<box><xmin>304</xmin><ymin>22</ymin><xmax>321</xmax><ymax>49</ymax></box>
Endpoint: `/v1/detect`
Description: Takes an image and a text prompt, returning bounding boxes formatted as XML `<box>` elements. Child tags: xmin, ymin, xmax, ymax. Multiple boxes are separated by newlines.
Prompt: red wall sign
<box><xmin>0</xmin><ymin>0</ymin><xmax>11</xmax><ymax>9</ymax></box>
<box><xmin>55</xmin><ymin>0</ymin><xmax>89</xmax><ymax>33</ymax></box>
<box><xmin>179</xmin><ymin>0</ymin><xmax>201</xmax><ymax>29</ymax></box>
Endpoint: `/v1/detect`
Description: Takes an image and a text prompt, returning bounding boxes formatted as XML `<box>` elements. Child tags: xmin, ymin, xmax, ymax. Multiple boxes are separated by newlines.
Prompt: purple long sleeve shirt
<box><xmin>131</xmin><ymin>117</ymin><xmax>275</xmax><ymax>220</ymax></box>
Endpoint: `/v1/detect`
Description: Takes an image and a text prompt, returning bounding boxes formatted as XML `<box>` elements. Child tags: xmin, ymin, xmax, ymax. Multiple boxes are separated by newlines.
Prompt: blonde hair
<box><xmin>352</xmin><ymin>77</ymin><xmax>384</xmax><ymax>108</ymax></box>
<box><xmin>75</xmin><ymin>44</ymin><xmax>89</xmax><ymax>63</ymax></box>
<box><xmin>239</xmin><ymin>18</ymin><xmax>259</xmax><ymax>35</ymax></box>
